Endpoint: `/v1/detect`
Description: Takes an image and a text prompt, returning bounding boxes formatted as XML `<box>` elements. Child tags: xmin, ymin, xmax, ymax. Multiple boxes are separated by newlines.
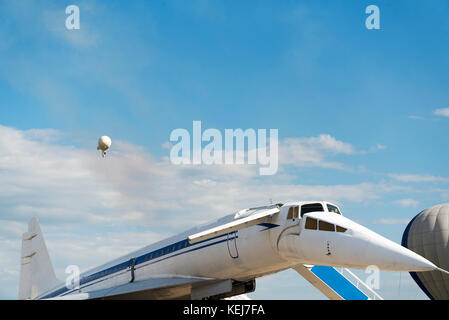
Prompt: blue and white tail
<box><xmin>18</xmin><ymin>217</ymin><xmax>61</xmax><ymax>300</ymax></box>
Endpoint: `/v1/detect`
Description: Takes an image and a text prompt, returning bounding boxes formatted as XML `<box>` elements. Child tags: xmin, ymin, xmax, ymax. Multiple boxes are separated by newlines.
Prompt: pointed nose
<box><xmin>363</xmin><ymin>230</ymin><xmax>438</xmax><ymax>272</ymax></box>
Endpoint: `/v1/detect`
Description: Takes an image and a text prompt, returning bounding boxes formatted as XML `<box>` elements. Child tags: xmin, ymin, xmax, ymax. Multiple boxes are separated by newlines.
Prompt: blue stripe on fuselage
<box><xmin>257</xmin><ymin>223</ymin><xmax>280</xmax><ymax>231</ymax></box>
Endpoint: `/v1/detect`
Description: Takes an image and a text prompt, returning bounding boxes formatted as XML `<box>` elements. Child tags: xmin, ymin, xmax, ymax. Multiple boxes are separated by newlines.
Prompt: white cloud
<box><xmin>193</xmin><ymin>179</ymin><xmax>217</xmax><ymax>186</ymax></box>
<box><xmin>279</xmin><ymin>134</ymin><xmax>385</xmax><ymax>169</ymax></box>
<box><xmin>433</xmin><ymin>108</ymin><xmax>449</xmax><ymax>117</ymax></box>
<box><xmin>359</xmin><ymin>143</ymin><xmax>387</xmax><ymax>154</ymax></box>
<box><xmin>408</xmin><ymin>115</ymin><xmax>426</xmax><ymax>120</ymax></box>
<box><xmin>167</xmin><ymin>133</ymin><xmax>369</xmax><ymax>172</ymax></box>
<box><xmin>161</xmin><ymin>141</ymin><xmax>172</xmax><ymax>150</ymax></box>
<box><xmin>394</xmin><ymin>198</ymin><xmax>420</xmax><ymax>208</ymax></box>
<box><xmin>295</xmin><ymin>134</ymin><xmax>356</xmax><ymax>154</ymax></box>
<box><xmin>373</xmin><ymin>218</ymin><xmax>411</xmax><ymax>225</ymax></box>
<box><xmin>279</xmin><ymin>134</ymin><xmax>355</xmax><ymax>170</ymax></box>
<box><xmin>389</xmin><ymin>173</ymin><xmax>449</xmax><ymax>183</ymax></box>
<box><xmin>0</xmin><ymin>125</ymin><xmax>405</xmax><ymax>228</ymax></box>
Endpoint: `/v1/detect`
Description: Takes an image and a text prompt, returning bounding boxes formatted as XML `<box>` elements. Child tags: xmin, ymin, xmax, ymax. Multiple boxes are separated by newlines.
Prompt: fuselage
<box><xmin>36</xmin><ymin>201</ymin><xmax>439</xmax><ymax>299</ymax></box>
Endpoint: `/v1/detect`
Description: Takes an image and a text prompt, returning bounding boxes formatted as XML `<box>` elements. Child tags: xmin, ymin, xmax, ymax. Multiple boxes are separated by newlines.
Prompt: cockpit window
<box><xmin>293</xmin><ymin>206</ymin><xmax>299</xmax><ymax>219</ymax></box>
<box><xmin>287</xmin><ymin>206</ymin><xmax>300</xmax><ymax>220</ymax></box>
<box><xmin>319</xmin><ymin>220</ymin><xmax>335</xmax><ymax>232</ymax></box>
<box><xmin>304</xmin><ymin>216</ymin><xmax>348</xmax><ymax>233</ymax></box>
<box><xmin>287</xmin><ymin>207</ymin><xmax>293</xmax><ymax>219</ymax></box>
<box><xmin>305</xmin><ymin>217</ymin><xmax>318</xmax><ymax>230</ymax></box>
<box><xmin>327</xmin><ymin>204</ymin><xmax>341</xmax><ymax>214</ymax></box>
<box><xmin>304</xmin><ymin>217</ymin><xmax>347</xmax><ymax>233</ymax></box>
<box><xmin>301</xmin><ymin>203</ymin><xmax>324</xmax><ymax>217</ymax></box>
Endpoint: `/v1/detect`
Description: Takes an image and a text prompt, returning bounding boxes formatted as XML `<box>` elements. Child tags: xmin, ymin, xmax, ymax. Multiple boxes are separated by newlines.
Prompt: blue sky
<box><xmin>0</xmin><ymin>0</ymin><xmax>448</xmax><ymax>299</ymax></box>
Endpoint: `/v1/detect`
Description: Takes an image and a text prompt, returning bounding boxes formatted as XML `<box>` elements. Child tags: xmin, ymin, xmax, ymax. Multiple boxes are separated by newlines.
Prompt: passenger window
<box><xmin>319</xmin><ymin>221</ymin><xmax>335</xmax><ymax>232</ymax></box>
<box><xmin>287</xmin><ymin>207</ymin><xmax>293</xmax><ymax>219</ymax></box>
<box><xmin>305</xmin><ymin>217</ymin><xmax>318</xmax><ymax>230</ymax></box>
<box><xmin>301</xmin><ymin>203</ymin><xmax>324</xmax><ymax>217</ymax></box>
<box><xmin>293</xmin><ymin>206</ymin><xmax>299</xmax><ymax>219</ymax></box>
<box><xmin>327</xmin><ymin>204</ymin><xmax>341</xmax><ymax>214</ymax></box>
<box><xmin>336</xmin><ymin>225</ymin><xmax>347</xmax><ymax>233</ymax></box>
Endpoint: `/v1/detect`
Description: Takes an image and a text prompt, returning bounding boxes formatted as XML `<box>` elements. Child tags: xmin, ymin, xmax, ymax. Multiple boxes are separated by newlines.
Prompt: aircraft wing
<box><xmin>188</xmin><ymin>207</ymin><xmax>280</xmax><ymax>244</ymax></box>
<box><xmin>46</xmin><ymin>276</ymin><xmax>233</xmax><ymax>300</ymax></box>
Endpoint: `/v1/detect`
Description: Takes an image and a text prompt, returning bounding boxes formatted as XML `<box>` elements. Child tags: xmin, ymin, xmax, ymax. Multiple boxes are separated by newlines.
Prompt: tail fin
<box><xmin>18</xmin><ymin>217</ymin><xmax>61</xmax><ymax>299</ymax></box>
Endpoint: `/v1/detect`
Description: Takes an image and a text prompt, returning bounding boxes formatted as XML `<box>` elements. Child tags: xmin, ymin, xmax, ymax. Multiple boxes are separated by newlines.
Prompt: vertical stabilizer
<box><xmin>18</xmin><ymin>217</ymin><xmax>61</xmax><ymax>299</ymax></box>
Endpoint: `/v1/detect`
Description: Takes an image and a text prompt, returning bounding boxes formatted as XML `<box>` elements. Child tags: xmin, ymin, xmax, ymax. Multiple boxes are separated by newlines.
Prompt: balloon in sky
<box><xmin>97</xmin><ymin>136</ymin><xmax>112</xmax><ymax>158</ymax></box>
<box><xmin>402</xmin><ymin>203</ymin><xmax>449</xmax><ymax>299</ymax></box>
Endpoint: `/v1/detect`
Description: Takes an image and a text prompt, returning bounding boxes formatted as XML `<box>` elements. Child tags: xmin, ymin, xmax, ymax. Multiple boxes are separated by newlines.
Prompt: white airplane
<box><xmin>18</xmin><ymin>201</ymin><xmax>448</xmax><ymax>300</ymax></box>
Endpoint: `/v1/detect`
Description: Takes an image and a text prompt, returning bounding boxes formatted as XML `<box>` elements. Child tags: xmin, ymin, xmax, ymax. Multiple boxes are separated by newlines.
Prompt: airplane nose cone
<box><xmin>365</xmin><ymin>231</ymin><xmax>439</xmax><ymax>272</ymax></box>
